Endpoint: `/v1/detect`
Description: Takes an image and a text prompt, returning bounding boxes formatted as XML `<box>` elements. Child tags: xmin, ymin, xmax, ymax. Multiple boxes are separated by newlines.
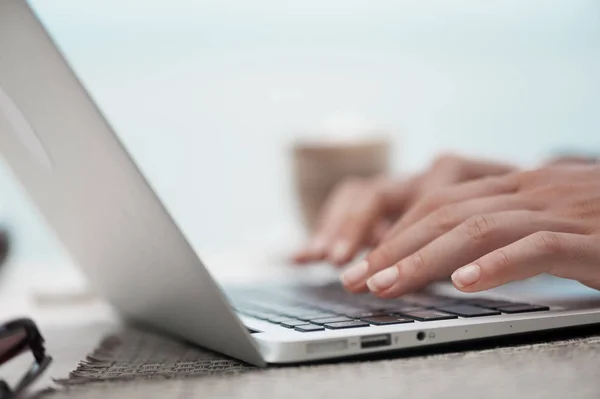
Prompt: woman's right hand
<box><xmin>292</xmin><ymin>154</ymin><xmax>516</xmax><ymax>267</ymax></box>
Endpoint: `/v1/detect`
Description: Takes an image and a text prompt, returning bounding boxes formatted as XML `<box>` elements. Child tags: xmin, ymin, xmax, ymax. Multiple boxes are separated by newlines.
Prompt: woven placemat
<box><xmin>54</xmin><ymin>328</ymin><xmax>255</xmax><ymax>385</ymax></box>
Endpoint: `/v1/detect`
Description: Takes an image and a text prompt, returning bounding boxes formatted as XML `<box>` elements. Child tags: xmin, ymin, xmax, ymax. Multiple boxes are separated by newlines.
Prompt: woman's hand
<box><xmin>341</xmin><ymin>164</ymin><xmax>600</xmax><ymax>296</ymax></box>
<box><xmin>293</xmin><ymin>154</ymin><xmax>515</xmax><ymax>266</ymax></box>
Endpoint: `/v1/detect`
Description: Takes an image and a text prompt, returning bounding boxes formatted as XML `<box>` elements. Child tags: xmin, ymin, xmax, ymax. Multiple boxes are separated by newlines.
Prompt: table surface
<box><xmin>1</xmin><ymin>253</ymin><xmax>600</xmax><ymax>399</ymax></box>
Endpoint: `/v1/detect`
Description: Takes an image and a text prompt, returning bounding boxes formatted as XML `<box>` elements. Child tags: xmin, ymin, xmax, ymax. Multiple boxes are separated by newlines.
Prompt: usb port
<box><xmin>360</xmin><ymin>334</ymin><xmax>391</xmax><ymax>349</ymax></box>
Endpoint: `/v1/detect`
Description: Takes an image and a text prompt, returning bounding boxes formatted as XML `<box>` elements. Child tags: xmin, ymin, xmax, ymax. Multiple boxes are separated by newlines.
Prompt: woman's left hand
<box><xmin>341</xmin><ymin>164</ymin><xmax>600</xmax><ymax>296</ymax></box>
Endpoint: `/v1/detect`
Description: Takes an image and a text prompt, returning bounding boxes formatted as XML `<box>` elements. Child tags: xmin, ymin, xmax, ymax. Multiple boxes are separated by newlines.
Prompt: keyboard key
<box><xmin>277</xmin><ymin>311</ymin><xmax>309</xmax><ymax>319</ymax></box>
<box><xmin>461</xmin><ymin>298</ymin><xmax>511</xmax><ymax>306</ymax></box>
<box><xmin>310</xmin><ymin>317</ymin><xmax>354</xmax><ymax>325</ymax></box>
<box><xmin>324</xmin><ymin>321</ymin><xmax>371</xmax><ymax>330</ymax></box>
<box><xmin>266</xmin><ymin>316</ymin><xmax>292</xmax><ymax>323</ymax></box>
<box><xmin>343</xmin><ymin>311</ymin><xmax>388</xmax><ymax>318</ymax></box>
<box><xmin>365</xmin><ymin>304</ymin><xmax>407</xmax><ymax>312</ymax></box>
<box><xmin>322</xmin><ymin>305</ymin><xmax>360</xmax><ymax>314</ymax></box>
<box><xmin>399</xmin><ymin>310</ymin><xmax>458</xmax><ymax>322</ymax></box>
<box><xmin>484</xmin><ymin>303</ymin><xmax>530</xmax><ymax>310</ymax></box>
<box><xmin>387</xmin><ymin>306</ymin><xmax>426</xmax><ymax>314</ymax></box>
<box><xmin>294</xmin><ymin>324</ymin><xmax>326</xmax><ymax>332</ymax></box>
<box><xmin>461</xmin><ymin>298</ymin><xmax>525</xmax><ymax>309</ymax></box>
<box><xmin>496</xmin><ymin>304</ymin><xmax>550</xmax><ymax>314</ymax></box>
<box><xmin>361</xmin><ymin>316</ymin><xmax>414</xmax><ymax>325</ymax></box>
<box><xmin>401</xmin><ymin>294</ymin><xmax>460</xmax><ymax>307</ymax></box>
<box><xmin>296</xmin><ymin>312</ymin><xmax>339</xmax><ymax>321</ymax></box>
<box><xmin>353</xmin><ymin>297</ymin><xmax>411</xmax><ymax>309</ymax></box>
<box><xmin>242</xmin><ymin>311</ymin><xmax>279</xmax><ymax>320</ymax></box>
<box><xmin>280</xmin><ymin>320</ymin><xmax>309</xmax><ymax>328</ymax></box>
<box><xmin>436</xmin><ymin>305</ymin><xmax>501</xmax><ymax>317</ymax></box>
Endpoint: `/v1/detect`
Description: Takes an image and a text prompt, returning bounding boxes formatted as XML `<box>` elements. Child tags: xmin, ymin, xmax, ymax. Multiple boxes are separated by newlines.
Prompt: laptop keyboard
<box><xmin>227</xmin><ymin>283</ymin><xmax>550</xmax><ymax>332</ymax></box>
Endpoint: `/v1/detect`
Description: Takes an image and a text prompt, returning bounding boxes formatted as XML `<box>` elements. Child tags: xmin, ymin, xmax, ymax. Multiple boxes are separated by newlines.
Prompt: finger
<box><xmin>326</xmin><ymin>190</ymin><xmax>386</xmax><ymax>266</ymax></box>
<box><xmin>341</xmin><ymin>193</ymin><xmax>532</xmax><ymax>290</ymax></box>
<box><xmin>384</xmin><ymin>174</ymin><xmax>520</xmax><ymax>241</ymax></box>
<box><xmin>342</xmin><ymin>266</ymin><xmax>370</xmax><ymax>293</ymax></box>
<box><xmin>317</xmin><ymin>182</ymin><xmax>367</xmax><ymax>261</ymax></box>
<box><xmin>339</xmin><ymin>220</ymin><xmax>393</xmax><ymax>292</ymax></box>
<box><xmin>545</xmin><ymin>155</ymin><xmax>599</xmax><ymax>166</ymax></box>
<box><xmin>368</xmin><ymin>220</ymin><xmax>393</xmax><ymax>246</ymax></box>
<box><xmin>291</xmin><ymin>249</ymin><xmax>322</xmax><ymax>264</ymax></box>
<box><xmin>451</xmin><ymin>232</ymin><xmax>597</xmax><ymax>292</ymax></box>
<box><xmin>364</xmin><ymin>211</ymin><xmax>586</xmax><ymax>298</ymax></box>
<box><xmin>452</xmin><ymin>157</ymin><xmax>517</xmax><ymax>180</ymax></box>
<box><xmin>292</xmin><ymin>239</ymin><xmax>329</xmax><ymax>264</ymax></box>
<box><xmin>325</xmin><ymin>177</ymin><xmax>414</xmax><ymax>266</ymax></box>
<box><xmin>419</xmin><ymin>155</ymin><xmax>516</xmax><ymax>194</ymax></box>
<box><xmin>293</xmin><ymin>182</ymin><xmax>362</xmax><ymax>263</ymax></box>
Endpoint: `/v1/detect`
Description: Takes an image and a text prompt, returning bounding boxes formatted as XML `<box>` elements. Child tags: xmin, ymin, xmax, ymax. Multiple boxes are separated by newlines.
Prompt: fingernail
<box><xmin>341</xmin><ymin>260</ymin><xmax>369</xmax><ymax>286</ymax></box>
<box><xmin>452</xmin><ymin>264</ymin><xmax>481</xmax><ymax>288</ymax></box>
<box><xmin>367</xmin><ymin>267</ymin><xmax>399</xmax><ymax>292</ymax></box>
<box><xmin>330</xmin><ymin>241</ymin><xmax>350</xmax><ymax>264</ymax></box>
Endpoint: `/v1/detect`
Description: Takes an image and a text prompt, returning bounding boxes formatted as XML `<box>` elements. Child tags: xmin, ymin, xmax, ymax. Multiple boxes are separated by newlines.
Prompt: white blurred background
<box><xmin>1</xmin><ymin>0</ymin><xmax>599</xmax><ymax>267</ymax></box>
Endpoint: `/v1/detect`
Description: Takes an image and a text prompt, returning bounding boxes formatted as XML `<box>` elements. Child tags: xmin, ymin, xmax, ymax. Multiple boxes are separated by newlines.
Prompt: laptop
<box><xmin>2</xmin><ymin>0</ymin><xmax>600</xmax><ymax>367</ymax></box>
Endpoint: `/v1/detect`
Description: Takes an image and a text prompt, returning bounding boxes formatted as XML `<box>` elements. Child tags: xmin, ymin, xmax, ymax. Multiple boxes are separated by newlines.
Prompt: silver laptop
<box><xmin>2</xmin><ymin>0</ymin><xmax>600</xmax><ymax>367</ymax></box>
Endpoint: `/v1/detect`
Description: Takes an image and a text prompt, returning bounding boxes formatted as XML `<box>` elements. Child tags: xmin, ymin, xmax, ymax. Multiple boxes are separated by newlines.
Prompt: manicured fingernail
<box><xmin>341</xmin><ymin>260</ymin><xmax>369</xmax><ymax>286</ymax></box>
<box><xmin>452</xmin><ymin>264</ymin><xmax>481</xmax><ymax>288</ymax></box>
<box><xmin>330</xmin><ymin>241</ymin><xmax>350</xmax><ymax>264</ymax></box>
<box><xmin>367</xmin><ymin>267</ymin><xmax>399</xmax><ymax>292</ymax></box>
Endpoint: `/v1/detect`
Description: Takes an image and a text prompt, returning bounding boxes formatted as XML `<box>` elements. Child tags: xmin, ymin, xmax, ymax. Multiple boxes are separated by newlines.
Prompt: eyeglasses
<box><xmin>0</xmin><ymin>319</ymin><xmax>52</xmax><ymax>399</ymax></box>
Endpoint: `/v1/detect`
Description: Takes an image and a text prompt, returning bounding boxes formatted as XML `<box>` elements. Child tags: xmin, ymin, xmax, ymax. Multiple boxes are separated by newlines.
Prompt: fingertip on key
<box><xmin>329</xmin><ymin>241</ymin><xmax>351</xmax><ymax>265</ymax></box>
<box><xmin>341</xmin><ymin>260</ymin><xmax>369</xmax><ymax>287</ymax></box>
<box><xmin>366</xmin><ymin>267</ymin><xmax>399</xmax><ymax>292</ymax></box>
<box><xmin>452</xmin><ymin>264</ymin><xmax>481</xmax><ymax>289</ymax></box>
